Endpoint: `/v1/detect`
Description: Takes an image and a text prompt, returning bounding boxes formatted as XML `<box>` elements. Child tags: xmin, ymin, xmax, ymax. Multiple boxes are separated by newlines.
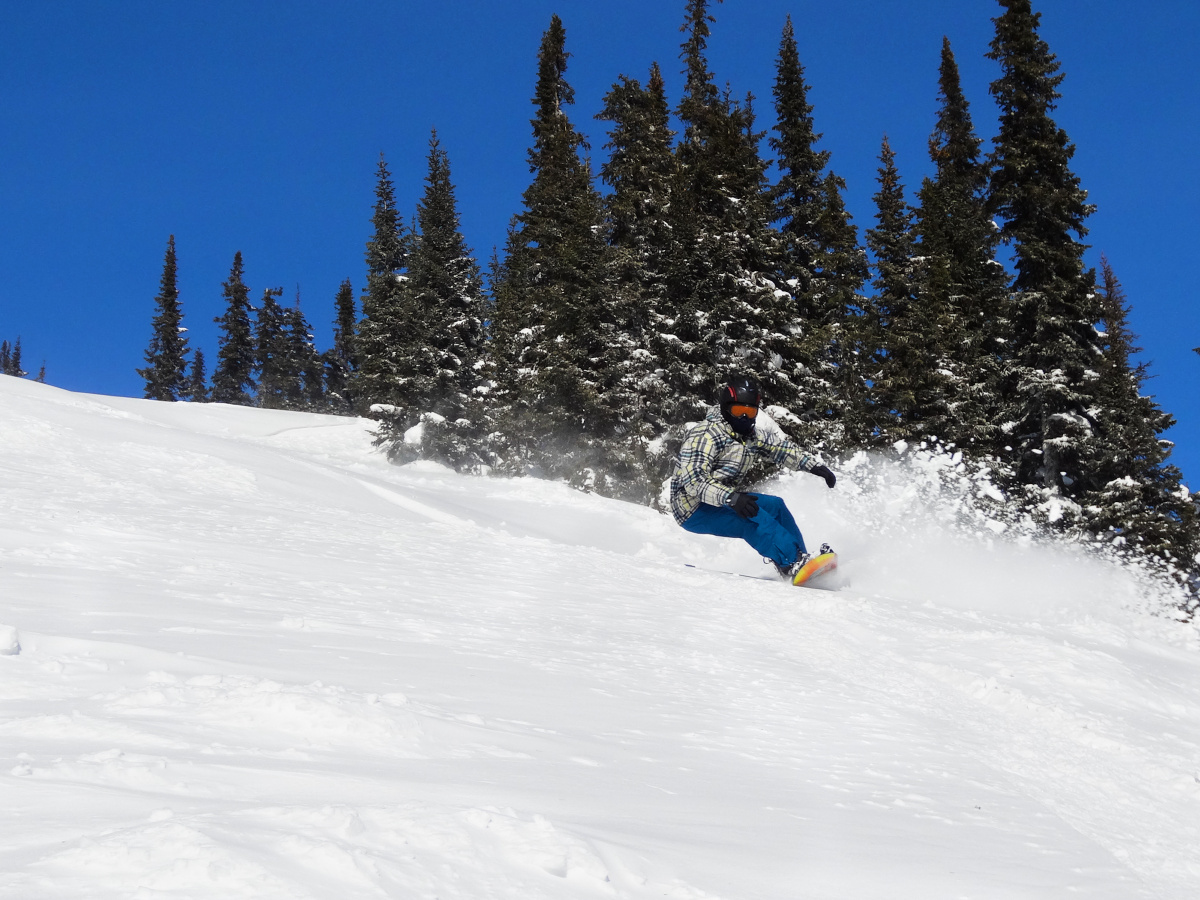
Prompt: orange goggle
<box><xmin>728</xmin><ymin>404</ymin><xmax>758</xmax><ymax>419</ymax></box>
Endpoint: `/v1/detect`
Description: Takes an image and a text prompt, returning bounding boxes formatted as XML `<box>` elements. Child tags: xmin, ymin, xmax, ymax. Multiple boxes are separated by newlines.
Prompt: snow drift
<box><xmin>2</xmin><ymin>375</ymin><xmax>1199</xmax><ymax>899</ymax></box>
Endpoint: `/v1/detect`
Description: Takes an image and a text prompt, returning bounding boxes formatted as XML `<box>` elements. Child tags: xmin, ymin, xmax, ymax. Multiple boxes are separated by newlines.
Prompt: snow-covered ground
<box><xmin>2</xmin><ymin>375</ymin><xmax>1199</xmax><ymax>899</ymax></box>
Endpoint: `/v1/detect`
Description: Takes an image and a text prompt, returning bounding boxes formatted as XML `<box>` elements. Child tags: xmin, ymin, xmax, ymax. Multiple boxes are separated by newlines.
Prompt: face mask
<box><xmin>729</xmin><ymin>413</ymin><xmax>756</xmax><ymax>436</ymax></box>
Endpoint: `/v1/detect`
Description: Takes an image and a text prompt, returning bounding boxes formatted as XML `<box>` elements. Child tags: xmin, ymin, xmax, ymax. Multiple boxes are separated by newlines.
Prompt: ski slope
<box><xmin>2</xmin><ymin>375</ymin><xmax>1199</xmax><ymax>899</ymax></box>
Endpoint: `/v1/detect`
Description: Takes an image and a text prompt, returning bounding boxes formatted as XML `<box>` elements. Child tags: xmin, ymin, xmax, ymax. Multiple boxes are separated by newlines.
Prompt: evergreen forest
<box><xmin>133</xmin><ymin>0</ymin><xmax>1200</xmax><ymax>596</ymax></box>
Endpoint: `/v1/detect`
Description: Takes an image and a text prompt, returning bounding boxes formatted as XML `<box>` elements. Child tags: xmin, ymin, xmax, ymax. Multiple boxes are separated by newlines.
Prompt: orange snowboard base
<box><xmin>792</xmin><ymin>551</ymin><xmax>838</xmax><ymax>587</ymax></box>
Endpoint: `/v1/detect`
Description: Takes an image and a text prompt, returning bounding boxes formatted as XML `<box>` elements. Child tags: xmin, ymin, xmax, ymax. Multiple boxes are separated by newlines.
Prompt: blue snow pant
<box><xmin>680</xmin><ymin>493</ymin><xmax>806</xmax><ymax>568</ymax></box>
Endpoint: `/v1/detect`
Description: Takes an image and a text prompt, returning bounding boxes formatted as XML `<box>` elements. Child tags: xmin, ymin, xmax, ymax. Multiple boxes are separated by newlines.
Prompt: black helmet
<box><xmin>719</xmin><ymin>374</ymin><xmax>760</xmax><ymax>409</ymax></box>
<box><xmin>719</xmin><ymin>374</ymin><xmax>760</xmax><ymax>435</ymax></box>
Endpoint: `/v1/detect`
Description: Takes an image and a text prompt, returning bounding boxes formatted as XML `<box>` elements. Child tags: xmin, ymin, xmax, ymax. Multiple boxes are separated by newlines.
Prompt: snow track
<box><xmin>2</xmin><ymin>376</ymin><xmax>1198</xmax><ymax>899</ymax></box>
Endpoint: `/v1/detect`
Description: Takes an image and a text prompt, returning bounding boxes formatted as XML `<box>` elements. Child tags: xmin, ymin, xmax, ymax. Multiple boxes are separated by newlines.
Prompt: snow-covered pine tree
<box><xmin>662</xmin><ymin>0</ymin><xmax>724</xmax><ymax>418</ymax></box>
<box><xmin>768</xmin><ymin>16</ymin><xmax>867</xmax><ymax>452</ymax></box>
<box><xmin>323</xmin><ymin>278</ymin><xmax>357</xmax><ymax>413</ymax></box>
<box><xmin>185</xmin><ymin>349</ymin><xmax>208</xmax><ymax>402</ymax></box>
<box><xmin>138</xmin><ymin>235</ymin><xmax>190</xmax><ymax>402</ymax></box>
<box><xmin>866</xmin><ymin>136</ymin><xmax>955</xmax><ymax>447</ymax></box>
<box><xmin>596</xmin><ymin>64</ymin><xmax>676</xmax><ymax>291</ymax></box>
<box><xmin>423</xmin><ymin>136</ymin><xmax>491</xmax><ymax>463</ymax></box>
<box><xmin>769</xmin><ymin>17</ymin><xmax>840</xmax><ymax>443</ymax></box>
<box><xmin>667</xmin><ymin>0</ymin><xmax>797</xmax><ymax>433</ymax></box>
<box><xmin>769</xmin><ymin>17</ymin><xmax>825</xmax><ymax>301</ymax></box>
<box><xmin>986</xmin><ymin>0</ymin><xmax>1104</xmax><ymax>519</ymax></box>
<box><xmin>1084</xmin><ymin>257</ymin><xmax>1198</xmax><ymax>581</ymax></box>
<box><xmin>811</xmin><ymin>171</ymin><xmax>871</xmax><ymax>448</ymax></box>
<box><xmin>210</xmin><ymin>251</ymin><xmax>257</xmax><ymax>405</ymax></box>
<box><xmin>594</xmin><ymin>63</ymin><xmax>680</xmax><ymax>500</ymax></box>
<box><xmin>913</xmin><ymin>37</ymin><xmax>1009</xmax><ymax>457</ymax></box>
<box><xmin>352</xmin><ymin>155</ymin><xmax>412</xmax><ymax>412</ymax></box>
<box><xmin>414</xmin><ymin>132</ymin><xmax>488</xmax><ymax>411</ymax></box>
<box><xmin>490</xmin><ymin>14</ymin><xmax>618</xmax><ymax>485</ymax></box>
<box><xmin>282</xmin><ymin>293</ymin><xmax>325</xmax><ymax>410</ymax></box>
<box><xmin>388</xmin><ymin>131</ymin><xmax>491</xmax><ymax>470</ymax></box>
<box><xmin>253</xmin><ymin>287</ymin><xmax>289</xmax><ymax>409</ymax></box>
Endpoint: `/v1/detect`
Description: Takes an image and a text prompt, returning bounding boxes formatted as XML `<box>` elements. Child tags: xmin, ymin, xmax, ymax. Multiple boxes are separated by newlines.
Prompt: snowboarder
<box><xmin>670</xmin><ymin>374</ymin><xmax>837</xmax><ymax>581</ymax></box>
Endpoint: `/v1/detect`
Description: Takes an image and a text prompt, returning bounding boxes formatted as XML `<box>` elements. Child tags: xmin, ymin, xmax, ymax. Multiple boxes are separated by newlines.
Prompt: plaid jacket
<box><xmin>669</xmin><ymin>406</ymin><xmax>817</xmax><ymax>525</ymax></box>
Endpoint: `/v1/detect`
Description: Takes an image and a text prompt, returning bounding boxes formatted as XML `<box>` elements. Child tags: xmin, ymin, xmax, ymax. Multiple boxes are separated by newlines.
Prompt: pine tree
<box><xmin>866</xmin><ymin>136</ymin><xmax>954</xmax><ymax>446</ymax></box>
<box><xmin>811</xmin><ymin>171</ymin><xmax>871</xmax><ymax>448</ymax></box>
<box><xmin>1085</xmin><ymin>258</ymin><xmax>1198</xmax><ymax>576</ymax></box>
<box><xmin>490</xmin><ymin>14</ymin><xmax>617</xmax><ymax>483</ymax></box>
<box><xmin>138</xmin><ymin>235</ymin><xmax>189</xmax><ymax>401</ymax></box>
<box><xmin>596</xmin><ymin>64</ymin><xmax>675</xmax><ymax>276</ymax></box>
<box><xmin>769</xmin><ymin>16</ymin><xmax>867</xmax><ymax>451</ymax></box>
<box><xmin>912</xmin><ymin>37</ymin><xmax>1009</xmax><ymax>455</ymax></box>
<box><xmin>281</xmin><ymin>292</ymin><xmax>324</xmax><ymax>410</ymax></box>
<box><xmin>2</xmin><ymin>340</ymin><xmax>41</xmax><ymax>381</ymax></box>
<box><xmin>594</xmin><ymin>63</ymin><xmax>680</xmax><ymax>496</ymax></box>
<box><xmin>324</xmin><ymin>278</ymin><xmax>358</xmax><ymax>412</ymax></box>
<box><xmin>770</xmin><ymin>16</ymin><xmax>829</xmax><ymax>301</ymax></box>
<box><xmin>353</xmin><ymin>155</ymin><xmax>412</xmax><ymax>411</ymax></box>
<box><xmin>0</xmin><ymin>338</ymin><xmax>25</xmax><ymax>377</ymax></box>
<box><xmin>386</xmin><ymin>131</ymin><xmax>493</xmax><ymax>469</ymax></box>
<box><xmin>410</xmin><ymin>131</ymin><xmax>488</xmax><ymax>418</ymax></box>
<box><xmin>666</xmin><ymin>0</ymin><xmax>798</xmax><ymax>433</ymax></box>
<box><xmin>987</xmin><ymin>0</ymin><xmax>1103</xmax><ymax>513</ymax></box>
<box><xmin>254</xmin><ymin>287</ymin><xmax>289</xmax><ymax>409</ymax></box>
<box><xmin>658</xmin><ymin>0</ymin><xmax>720</xmax><ymax>419</ymax></box>
<box><xmin>186</xmin><ymin>349</ymin><xmax>209</xmax><ymax>402</ymax></box>
<box><xmin>211</xmin><ymin>251</ymin><xmax>257</xmax><ymax>405</ymax></box>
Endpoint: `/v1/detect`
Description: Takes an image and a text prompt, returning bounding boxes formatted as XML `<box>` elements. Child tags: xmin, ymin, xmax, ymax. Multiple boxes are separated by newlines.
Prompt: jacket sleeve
<box><xmin>675</xmin><ymin>424</ymin><xmax>738</xmax><ymax>510</ymax></box>
<box><xmin>753</xmin><ymin>429</ymin><xmax>817</xmax><ymax>474</ymax></box>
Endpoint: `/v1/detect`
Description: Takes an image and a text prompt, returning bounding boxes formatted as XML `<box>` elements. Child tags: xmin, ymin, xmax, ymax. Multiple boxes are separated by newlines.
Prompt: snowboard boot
<box><xmin>775</xmin><ymin>552</ymin><xmax>811</xmax><ymax>581</ymax></box>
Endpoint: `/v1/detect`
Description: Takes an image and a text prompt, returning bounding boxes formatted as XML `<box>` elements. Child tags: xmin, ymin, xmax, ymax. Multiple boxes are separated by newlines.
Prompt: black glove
<box><xmin>810</xmin><ymin>464</ymin><xmax>836</xmax><ymax>489</ymax></box>
<box><xmin>726</xmin><ymin>491</ymin><xmax>759</xmax><ymax>518</ymax></box>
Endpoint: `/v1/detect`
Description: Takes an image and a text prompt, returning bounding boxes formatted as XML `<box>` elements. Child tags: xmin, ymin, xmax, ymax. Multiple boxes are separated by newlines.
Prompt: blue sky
<box><xmin>2</xmin><ymin>0</ymin><xmax>1197</xmax><ymax>486</ymax></box>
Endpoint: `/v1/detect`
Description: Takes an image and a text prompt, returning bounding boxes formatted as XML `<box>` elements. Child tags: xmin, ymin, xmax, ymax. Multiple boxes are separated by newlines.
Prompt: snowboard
<box><xmin>791</xmin><ymin>550</ymin><xmax>838</xmax><ymax>587</ymax></box>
